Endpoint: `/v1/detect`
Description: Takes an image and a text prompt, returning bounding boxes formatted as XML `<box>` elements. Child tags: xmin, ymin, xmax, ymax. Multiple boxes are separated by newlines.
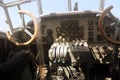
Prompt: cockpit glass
<box><xmin>0</xmin><ymin>0</ymin><xmax>120</xmax><ymax>32</ymax></box>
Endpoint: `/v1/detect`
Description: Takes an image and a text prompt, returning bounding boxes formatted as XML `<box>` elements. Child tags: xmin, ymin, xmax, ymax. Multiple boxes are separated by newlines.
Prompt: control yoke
<box><xmin>0</xmin><ymin>0</ymin><xmax>38</xmax><ymax>46</ymax></box>
<box><xmin>98</xmin><ymin>5</ymin><xmax>120</xmax><ymax>44</ymax></box>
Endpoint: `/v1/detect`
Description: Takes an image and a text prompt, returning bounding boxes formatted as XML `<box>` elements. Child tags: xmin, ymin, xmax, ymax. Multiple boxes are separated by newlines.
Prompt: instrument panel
<box><xmin>40</xmin><ymin>12</ymin><xmax>111</xmax><ymax>43</ymax></box>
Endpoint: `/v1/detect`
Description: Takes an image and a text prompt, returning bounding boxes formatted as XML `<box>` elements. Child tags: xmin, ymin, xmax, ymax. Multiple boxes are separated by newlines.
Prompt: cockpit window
<box><xmin>0</xmin><ymin>0</ymin><xmax>120</xmax><ymax>32</ymax></box>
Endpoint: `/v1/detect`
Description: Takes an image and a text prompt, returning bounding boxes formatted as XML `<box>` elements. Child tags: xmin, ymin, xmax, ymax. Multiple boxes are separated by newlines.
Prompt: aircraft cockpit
<box><xmin>0</xmin><ymin>0</ymin><xmax>120</xmax><ymax>80</ymax></box>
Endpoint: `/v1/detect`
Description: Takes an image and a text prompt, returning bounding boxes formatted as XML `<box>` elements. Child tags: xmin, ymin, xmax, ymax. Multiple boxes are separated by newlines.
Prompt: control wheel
<box><xmin>6</xmin><ymin>10</ymin><xmax>39</xmax><ymax>46</ymax></box>
<box><xmin>98</xmin><ymin>5</ymin><xmax>120</xmax><ymax>44</ymax></box>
